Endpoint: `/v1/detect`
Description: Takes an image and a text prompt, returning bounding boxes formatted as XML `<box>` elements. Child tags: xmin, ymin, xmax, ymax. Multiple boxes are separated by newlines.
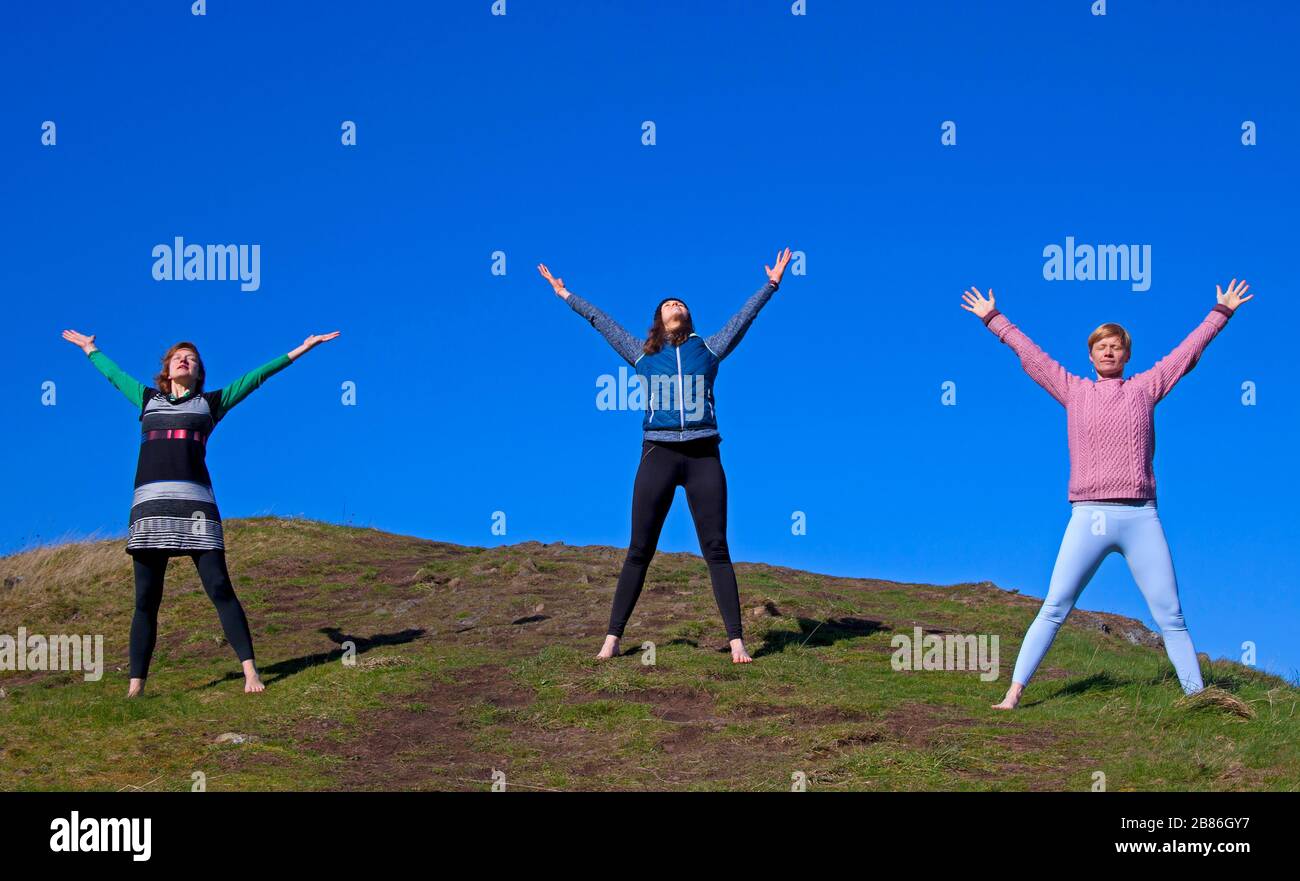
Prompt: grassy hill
<box><xmin>0</xmin><ymin>516</ymin><xmax>1295</xmax><ymax>791</ymax></box>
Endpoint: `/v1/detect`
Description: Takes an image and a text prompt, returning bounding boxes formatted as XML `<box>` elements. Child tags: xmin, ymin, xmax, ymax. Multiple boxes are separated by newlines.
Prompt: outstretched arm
<box><xmin>538</xmin><ymin>263</ymin><xmax>642</xmax><ymax>366</ymax></box>
<box><xmin>63</xmin><ymin>329</ymin><xmax>146</xmax><ymax>408</ymax></box>
<box><xmin>1135</xmin><ymin>279</ymin><xmax>1251</xmax><ymax>402</ymax></box>
<box><xmin>705</xmin><ymin>248</ymin><xmax>791</xmax><ymax>360</ymax></box>
<box><xmin>961</xmin><ymin>287</ymin><xmax>1074</xmax><ymax>405</ymax></box>
<box><xmin>214</xmin><ymin>331</ymin><xmax>339</xmax><ymax>421</ymax></box>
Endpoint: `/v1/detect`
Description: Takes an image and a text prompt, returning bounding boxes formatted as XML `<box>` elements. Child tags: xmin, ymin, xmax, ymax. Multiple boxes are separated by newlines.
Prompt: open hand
<box><xmin>302</xmin><ymin>332</ymin><xmax>341</xmax><ymax>350</ymax></box>
<box><xmin>1216</xmin><ymin>279</ymin><xmax>1252</xmax><ymax>310</ymax></box>
<box><xmin>765</xmin><ymin>248</ymin><xmax>793</xmax><ymax>285</ymax></box>
<box><xmin>62</xmin><ymin>329</ymin><xmax>98</xmax><ymax>354</ymax></box>
<box><xmin>960</xmin><ymin>287</ymin><xmax>996</xmax><ymax>320</ymax></box>
<box><xmin>537</xmin><ymin>263</ymin><xmax>569</xmax><ymax>299</ymax></box>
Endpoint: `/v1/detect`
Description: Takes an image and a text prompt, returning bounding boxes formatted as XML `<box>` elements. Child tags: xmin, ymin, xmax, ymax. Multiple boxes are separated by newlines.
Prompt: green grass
<box><xmin>0</xmin><ymin>516</ymin><xmax>1296</xmax><ymax>791</ymax></box>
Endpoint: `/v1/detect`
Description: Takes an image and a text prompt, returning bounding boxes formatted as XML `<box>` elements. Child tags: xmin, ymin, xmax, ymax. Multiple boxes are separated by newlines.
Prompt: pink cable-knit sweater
<box><xmin>983</xmin><ymin>304</ymin><xmax>1235</xmax><ymax>501</ymax></box>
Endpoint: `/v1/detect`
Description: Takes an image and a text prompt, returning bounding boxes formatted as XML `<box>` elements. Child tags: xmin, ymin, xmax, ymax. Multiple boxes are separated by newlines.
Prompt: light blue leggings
<box><xmin>1011</xmin><ymin>501</ymin><xmax>1204</xmax><ymax>695</ymax></box>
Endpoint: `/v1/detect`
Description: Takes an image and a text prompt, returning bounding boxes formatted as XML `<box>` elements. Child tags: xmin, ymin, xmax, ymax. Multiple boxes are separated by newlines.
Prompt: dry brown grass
<box><xmin>1175</xmin><ymin>685</ymin><xmax>1258</xmax><ymax>719</ymax></box>
<box><xmin>0</xmin><ymin>536</ymin><xmax>132</xmax><ymax>627</ymax></box>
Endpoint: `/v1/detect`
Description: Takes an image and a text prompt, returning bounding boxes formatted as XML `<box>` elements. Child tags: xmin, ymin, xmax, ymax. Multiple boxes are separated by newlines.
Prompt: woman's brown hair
<box><xmin>643</xmin><ymin>299</ymin><xmax>695</xmax><ymax>356</ymax></box>
<box><xmin>154</xmin><ymin>341</ymin><xmax>205</xmax><ymax>396</ymax></box>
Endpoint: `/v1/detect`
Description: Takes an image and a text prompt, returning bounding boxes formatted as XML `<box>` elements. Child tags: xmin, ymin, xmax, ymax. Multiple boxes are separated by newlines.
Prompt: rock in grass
<box><xmin>213</xmin><ymin>732</ymin><xmax>260</xmax><ymax>746</ymax></box>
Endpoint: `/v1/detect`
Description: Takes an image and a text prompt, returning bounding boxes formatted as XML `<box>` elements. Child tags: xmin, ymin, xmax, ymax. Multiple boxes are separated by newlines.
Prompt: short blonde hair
<box><xmin>1087</xmin><ymin>323</ymin><xmax>1131</xmax><ymax>353</ymax></box>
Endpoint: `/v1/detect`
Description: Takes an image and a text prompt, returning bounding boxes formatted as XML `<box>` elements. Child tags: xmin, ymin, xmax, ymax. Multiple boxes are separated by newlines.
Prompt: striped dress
<box><xmin>87</xmin><ymin>350</ymin><xmax>292</xmax><ymax>555</ymax></box>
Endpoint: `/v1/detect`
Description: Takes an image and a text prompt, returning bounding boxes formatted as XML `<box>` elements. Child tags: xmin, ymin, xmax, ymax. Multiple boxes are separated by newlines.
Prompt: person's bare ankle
<box><xmin>242</xmin><ymin>660</ymin><xmax>265</xmax><ymax>694</ymax></box>
<box><xmin>991</xmin><ymin>682</ymin><xmax>1024</xmax><ymax>710</ymax></box>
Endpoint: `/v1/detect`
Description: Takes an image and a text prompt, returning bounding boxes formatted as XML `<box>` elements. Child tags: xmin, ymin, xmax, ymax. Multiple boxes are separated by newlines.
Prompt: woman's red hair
<box><xmin>154</xmin><ymin>342</ymin><xmax>205</xmax><ymax>396</ymax></box>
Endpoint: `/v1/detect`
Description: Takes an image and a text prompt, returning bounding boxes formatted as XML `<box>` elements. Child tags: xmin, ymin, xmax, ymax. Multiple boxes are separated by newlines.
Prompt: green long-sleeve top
<box><xmin>87</xmin><ymin>349</ymin><xmax>292</xmax><ymax>421</ymax></box>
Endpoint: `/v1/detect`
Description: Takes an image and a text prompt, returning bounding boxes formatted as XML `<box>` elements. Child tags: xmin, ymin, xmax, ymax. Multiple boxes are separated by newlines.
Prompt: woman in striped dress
<box><xmin>62</xmin><ymin>329</ymin><xmax>340</xmax><ymax>697</ymax></box>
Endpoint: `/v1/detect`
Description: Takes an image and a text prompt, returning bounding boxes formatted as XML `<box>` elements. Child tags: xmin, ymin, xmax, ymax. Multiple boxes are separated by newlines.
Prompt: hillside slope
<box><xmin>0</xmin><ymin>517</ymin><xmax>1295</xmax><ymax>791</ymax></box>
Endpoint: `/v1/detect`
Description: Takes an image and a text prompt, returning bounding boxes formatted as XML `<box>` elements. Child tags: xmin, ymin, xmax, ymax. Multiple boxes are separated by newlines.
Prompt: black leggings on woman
<box><xmin>129</xmin><ymin>549</ymin><xmax>255</xmax><ymax>679</ymax></box>
<box><xmin>608</xmin><ymin>436</ymin><xmax>744</xmax><ymax>641</ymax></box>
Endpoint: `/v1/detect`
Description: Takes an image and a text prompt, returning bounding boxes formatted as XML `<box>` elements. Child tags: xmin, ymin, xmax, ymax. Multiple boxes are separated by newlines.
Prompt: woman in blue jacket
<box><xmin>538</xmin><ymin>249</ymin><xmax>792</xmax><ymax>663</ymax></box>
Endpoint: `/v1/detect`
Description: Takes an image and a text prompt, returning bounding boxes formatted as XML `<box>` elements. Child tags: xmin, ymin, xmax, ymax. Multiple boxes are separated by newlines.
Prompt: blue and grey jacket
<box><xmin>565</xmin><ymin>280</ymin><xmax>779</xmax><ymax>442</ymax></box>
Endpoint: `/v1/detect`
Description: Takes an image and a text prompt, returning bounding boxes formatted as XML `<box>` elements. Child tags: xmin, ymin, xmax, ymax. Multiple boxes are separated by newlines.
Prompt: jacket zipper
<box><xmin>675</xmin><ymin>345</ymin><xmax>686</xmax><ymax>433</ymax></box>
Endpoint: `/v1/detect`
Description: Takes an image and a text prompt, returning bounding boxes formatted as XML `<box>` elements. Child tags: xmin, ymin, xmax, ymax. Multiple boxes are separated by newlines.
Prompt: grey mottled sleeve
<box><xmin>705</xmin><ymin>280</ymin><xmax>778</xmax><ymax>359</ymax></box>
<box><xmin>565</xmin><ymin>291</ymin><xmax>643</xmax><ymax>366</ymax></box>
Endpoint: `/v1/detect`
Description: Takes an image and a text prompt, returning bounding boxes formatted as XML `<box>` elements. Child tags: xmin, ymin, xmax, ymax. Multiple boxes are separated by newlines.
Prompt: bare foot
<box><xmin>730</xmin><ymin>638</ymin><xmax>752</xmax><ymax>664</ymax></box>
<box><xmin>127</xmin><ymin>678</ymin><xmax>146</xmax><ymax>698</ymax></box>
<box><xmin>991</xmin><ymin>682</ymin><xmax>1025</xmax><ymax>710</ymax></box>
<box><xmin>596</xmin><ymin>635</ymin><xmax>620</xmax><ymax>659</ymax></box>
<box><xmin>242</xmin><ymin>660</ymin><xmax>265</xmax><ymax>693</ymax></box>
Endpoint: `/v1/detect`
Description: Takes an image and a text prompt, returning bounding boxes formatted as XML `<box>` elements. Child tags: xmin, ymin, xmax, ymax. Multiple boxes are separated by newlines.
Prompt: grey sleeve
<box><xmin>564</xmin><ymin>291</ymin><xmax>643</xmax><ymax>366</ymax></box>
<box><xmin>705</xmin><ymin>280</ymin><xmax>778</xmax><ymax>359</ymax></box>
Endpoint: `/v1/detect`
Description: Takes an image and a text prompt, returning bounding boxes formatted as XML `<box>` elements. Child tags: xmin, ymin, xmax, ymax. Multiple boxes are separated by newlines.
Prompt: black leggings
<box><xmin>129</xmin><ymin>549</ymin><xmax>255</xmax><ymax>679</ymax></box>
<box><xmin>608</xmin><ymin>437</ymin><xmax>744</xmax><ymax>641</ymax></box>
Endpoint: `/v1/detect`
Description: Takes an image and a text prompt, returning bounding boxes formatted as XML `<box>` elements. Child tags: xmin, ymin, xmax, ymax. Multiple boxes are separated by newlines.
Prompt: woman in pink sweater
<box><xmin>961</xmin><ymin>281</ymin><xmax>1253</xmax><ymax>709</ymax></box>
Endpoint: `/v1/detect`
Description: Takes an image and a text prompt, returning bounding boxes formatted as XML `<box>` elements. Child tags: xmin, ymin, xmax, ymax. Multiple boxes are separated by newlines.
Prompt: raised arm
<box><xmin>961</xmin><ymin>287</ymin><xmax>1074</xmax><ymax>406</ymax></box>
<box><xmin>538</xmin><ymin>263</ymin><xmax>642</xmax><ymax>366</ymax></box>
<box><xmin>705</xmin><ymin>248</ymin><xmax>791</xmax><ymax>359</ymax></box>
<box><xmin>63</xmin><ymin>329</ymin><xmax>146</xmax><ymax>408</ymax></box>
<box><xmin>704</xmin><ymin>282</ymin><xmax>777</xmax><ymax>358</ymax></box>
<box><xmin>213</xmin><ymin>331</ymin><xmax>339</xmax><ymax>421</ymax></box>
<box><xmin>1134</xmin><ymin>279</ymin><xmax>1250</xmax><ymax>403</ymax></box>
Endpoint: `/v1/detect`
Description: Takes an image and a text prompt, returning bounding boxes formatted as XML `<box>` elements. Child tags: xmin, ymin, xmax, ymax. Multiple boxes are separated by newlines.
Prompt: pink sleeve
<box><xmin>984</xmin><ymin>311</ymin><xmax>1075</xmax><ymax>406</ymax></box>
<box><xmin>1132</xmin><ymin>307</ymin><xmax>1232</xmax><ymax>402</ymax></box>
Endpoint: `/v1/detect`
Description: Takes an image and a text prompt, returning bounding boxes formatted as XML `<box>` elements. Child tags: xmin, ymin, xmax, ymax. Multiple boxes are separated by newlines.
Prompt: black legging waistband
<box><xmin>643</xmin><ymin>436</ymin><xmax>721</xmax><ymax>456</ymax></box>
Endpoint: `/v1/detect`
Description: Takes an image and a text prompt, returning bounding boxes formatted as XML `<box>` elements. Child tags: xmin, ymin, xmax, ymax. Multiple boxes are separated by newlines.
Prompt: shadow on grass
<box><xmin>588</xmin><ymin>618</ymin><xmax>886</xmax><ymax>659</ymax></box>
<box><xmin>754</xmin><ymin>616</ymin><xmax>887</xmax><ymax>658</ymax></box>
<box><xmin>197</xmin><ymin>627</ymin><xmax>426</xmax><ymax>688</ymax></box>
<box><xmin>1021</xmin><ymin>671</ymin><xmax>1127</xmax><ymax>707</ymax></box>
<box><xmin>511</xmin><ymin>615</ymin><xmax>550</xmax><ymax>625</ymax></box>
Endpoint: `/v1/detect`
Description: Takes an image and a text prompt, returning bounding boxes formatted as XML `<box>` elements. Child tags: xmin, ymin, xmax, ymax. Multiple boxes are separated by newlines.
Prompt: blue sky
<box><xmin>2</xmin><ymin>1</ymin><xmax>1296</xmax><ymax>679</ymax></box>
